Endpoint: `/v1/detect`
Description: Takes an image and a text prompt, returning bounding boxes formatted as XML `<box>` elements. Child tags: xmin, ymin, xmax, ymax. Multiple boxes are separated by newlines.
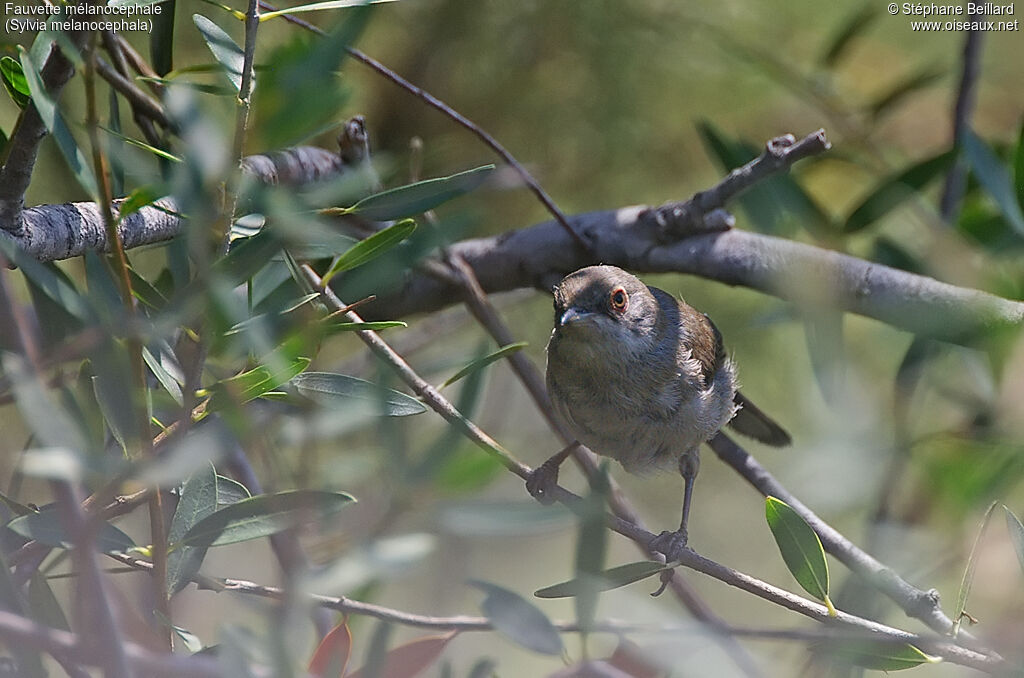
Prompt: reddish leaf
<box><xmin>607</xmin><ymin>639</ymin><xmax>662</xmax><ymax>678</ymax></box>
<box><xmin>346</xmin><ymin>632</ymin><xmax>456</xmax><ymax>678</ymax></box>
<box><xmin>309</xmin><ymin>620</ymin><xmax>352</xmax><ymax>678</ymax></box>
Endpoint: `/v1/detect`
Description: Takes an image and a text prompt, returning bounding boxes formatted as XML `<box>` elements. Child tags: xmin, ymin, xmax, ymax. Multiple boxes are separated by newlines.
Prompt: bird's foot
<box><xmin>649</xmin><ymin>529</ymin><xmax>689</xmax><ymax>563</ymax></box>
<box><xmin>525</xmin><ymin>461</ymin><xmax>560</xmax><ymax>505</ymax></box>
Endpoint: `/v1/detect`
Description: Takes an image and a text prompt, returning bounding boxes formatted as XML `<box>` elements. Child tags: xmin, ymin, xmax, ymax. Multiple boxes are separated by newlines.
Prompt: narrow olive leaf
<box><xmin>217</xmin><ymin>475</ymin><xmax>251</xmax><ymax>506</ymax></box>
<box><xmin>28</xmin><ymin>572</ymin><xmax>70</xmax><ymax>632</ymax></box>
<box><xmin>765</xmin><ymin>497</ymin><xmax>833</xmax><ymax>610</ymax></box>
<box><xmin>0</xmin><ymin>240</ymin><xmax>92</xmax><ymax>324</ymax></box>
<box><xmin>7</xmin><ymin>510</ymin><xmax>136</xmax><ymax>553</ymax></box>
<box><xmin>18</xmin><ymin>48</ymin><xmax>98</xmax><ymax>197</ymax></box>
<box><xmin>100</xmin><ymin>125</ymin><xmax>182</xmax><ymax>163</ymax></box>
<box><xmin>1004</xmin><ymin>506</ymin><xmax>1024</xmax><ymax>580</ymax></box>
<box><xmin>193</xmin><ymin>14</ymin><xmax>246</xmax><ymax>92</ymax></box>
<box><xmin>261</xmin><ymin>0</ymin><xmax>397</xmax><ymax>21</ymax></box>
<box><xmin>802</xmin><ymin>313</ymin><xmax>844</xmax><ymax>405</ymax></box>
<box><xmin>469</xmin><ymin>580</ymin><xmax>563</xmax><ymax>656</ymax></box>
<box><xmin>346</xmin><ymin>633</ymin><xmax>456</xmax><ymax>678</ymax></box>
<box><xmin>323</xmin><ymin>321</ymin><xmax>407</xmax><ymax>334</ymax></box>
<box><xmin>820</xmin><ymin>5</ymin><xmax>877</xmax><ymax>67</ymax></box>
<box><xmin>4</xmin><ymin>355</ymin><xmax>87</xmax><ymax>453</ymax></box>
<box><xmin>0</xmin><ymin>491</ymin><xmax>33</xmax><ymax>517</ymax></box>
<box><xmin>206</xmin><ymin>357</ymin><xmax>311</xmax><ymax>411</ymax></box>
<box><xmin>118</xmin><ymin>186</ymin><xmax>167</xmax><ymax>221</ymax></box>
<box><xmin>953</xmin><ymin>500</ymin><xmax>998</xmax><ymax>636</ymax></box>
<box><xmin>150</xmin><ymin>0</ymin><xmax>175</xmax><ymax>74</ymax></box>
<box><xmin>869</xmin><ymin>67</ymin><xmax>945</xmax><ymax>119</ymax></box>
<box><xmin>291</xmin><ymin>372</ymin><xmax>426</xmax><ymax>416</ymax></box>
<box><xmin>534</xmin><ymin>561</ymin><xmax>667</xmax><ymax>599</ymax></box>
<box><xmin>1014</xmin><ymin>118</ymin><xmax>1024</xmax><ymax>210</ymax></box>
<box><xmin>308</xmin><ymin>621</ymin><xmax>352</xmax><ymax>678</ymax></box>
<box><xmin>843</xmin><ymin>150</ymin><xmax>955</xmax><ymax>233</ymax></box>
<box><xmin>176</xmin><ymin>489</ymin><xmax>355</xmax><ymax>548</ymax></box>
<box><xmin>820</xmin><ymin>640</ymin><xmax>939</xmax><ymax>671</ymax></box>
<box><xmin>167</xmin><ymin>464</ymin><xmax>218</xmax><ymax>596</ymax></box>
<box><xmin>320</xmin><ymin>219</ymin><xmax>417</xmax><ymax>284</ymax></box>
<box><xmin>442</xmin><ymin>343</ymin><xmax>528</xmax><ymax>388</ymax></box>
<box><xmin>0</xmin><ymin>554</ymin><xmax>47</xmax><ymax>678</ymax></box>
<box><xmin>347</xmin><ymin>165</ymin><xmax>495</xmax><ymax>221</ymax></box>
<box><xmin>0</xmin><ymin>55</ymin><xmax>31</xmax><ymax>108</ymax></box>
<box><xmin>143</xmin><ymin>346</ymin><xmax>184</xmax><ymax>406</ymax></box>
<box><xmin>574</xmin><ymin>464</ymin><xmax>610</xmax><ymax>637</ymax></box>
<box><xmin>963</xmin><ymin>131</ymin><xmax>1024</xmax><ymax>236</ymax></box>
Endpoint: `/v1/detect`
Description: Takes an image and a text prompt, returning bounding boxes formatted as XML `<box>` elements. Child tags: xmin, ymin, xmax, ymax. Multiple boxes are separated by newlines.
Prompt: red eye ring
<box><xmin>609</xmin><ymin>287</ymin><xmax>628</xmax><ymax>313</ymax></box>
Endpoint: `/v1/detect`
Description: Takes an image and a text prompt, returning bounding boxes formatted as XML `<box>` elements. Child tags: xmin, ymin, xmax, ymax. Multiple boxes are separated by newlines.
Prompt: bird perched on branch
<box><xmin>529</xmin><ymin>265</ymin><xmax>790</xmax><ymax>559</ymax></box>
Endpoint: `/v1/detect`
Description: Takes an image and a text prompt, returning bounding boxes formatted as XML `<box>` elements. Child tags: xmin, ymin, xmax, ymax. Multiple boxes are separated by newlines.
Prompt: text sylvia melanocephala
<box><xmin>529</xmin><ymin>265</ymin><xmax>790</xmax><ymax>559</ymax></box>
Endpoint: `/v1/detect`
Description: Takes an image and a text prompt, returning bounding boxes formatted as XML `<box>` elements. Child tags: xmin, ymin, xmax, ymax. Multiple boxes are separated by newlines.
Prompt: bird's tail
<box><xmin>728</xmin><ymin>391</ymin><xmax>791</xmax><ymax>447</ymax></box>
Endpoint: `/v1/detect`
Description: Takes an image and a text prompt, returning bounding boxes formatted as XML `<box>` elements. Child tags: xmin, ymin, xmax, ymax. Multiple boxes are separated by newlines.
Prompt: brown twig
<box><xmin>255</xmin><ymin>0</ymin><xmax>590</xmax><ymax>253</ymax></box>
<box><xmin>95</xmin><ymin>56</ymin><xmax>171</xmax><ymax>129</ymax></box>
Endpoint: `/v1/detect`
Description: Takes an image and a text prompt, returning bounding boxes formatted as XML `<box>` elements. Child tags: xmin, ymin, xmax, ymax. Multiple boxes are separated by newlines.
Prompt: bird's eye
<box><xmin>609</xmin><ymin>287</ymin><xmax>628</xmax><ymax>313</ymax></box>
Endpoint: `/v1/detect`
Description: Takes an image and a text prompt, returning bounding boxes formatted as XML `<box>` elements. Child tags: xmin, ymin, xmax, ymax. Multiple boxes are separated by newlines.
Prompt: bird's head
<box><xmin>551</xmin><ymin>266</ymin><xmax>659</xmax><ymax>352</ymax></box>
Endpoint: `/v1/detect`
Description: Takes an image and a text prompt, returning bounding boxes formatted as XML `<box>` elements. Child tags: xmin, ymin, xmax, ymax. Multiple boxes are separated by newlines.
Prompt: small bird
<box><xmin>530</xmin><ymin>265</ymin><xmax>790</xmax><ymax>558</ymax></box>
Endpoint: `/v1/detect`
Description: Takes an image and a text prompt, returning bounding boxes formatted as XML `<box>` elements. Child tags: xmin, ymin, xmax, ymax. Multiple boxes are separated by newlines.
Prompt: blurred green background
<box><xmin>2</xmin><ymin>0</ymin><xmax>1024</xmax><ymax>675</ymax></box>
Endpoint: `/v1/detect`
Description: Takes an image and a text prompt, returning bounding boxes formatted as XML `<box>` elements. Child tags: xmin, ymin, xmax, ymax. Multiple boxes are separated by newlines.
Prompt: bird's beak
<box><xmin>558</xmin><ymin>307</ymin><xmax>592</xmax><ymax>327</ymax></box>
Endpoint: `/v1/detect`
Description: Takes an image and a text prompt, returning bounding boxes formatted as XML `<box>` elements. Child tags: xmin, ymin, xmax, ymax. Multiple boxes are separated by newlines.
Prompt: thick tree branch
<box><xmin>2</xmin><ymin>146</ymin><xmax>346</xmax><ymax>261</ymax></box>
<box><xmin>361</xmin><ymin>208</ymin><xmax>1024</xmax><ymax>345</ymax></box>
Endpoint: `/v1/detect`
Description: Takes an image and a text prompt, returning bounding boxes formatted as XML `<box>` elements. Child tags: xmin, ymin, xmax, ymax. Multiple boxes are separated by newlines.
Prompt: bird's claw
<box><xmin>649</xmin><ymin>529</ymin><xmax>689</xmax><ymax>563</ymax></box>
<box><xmin>525</xmin><ymin>462</ymin><xmax>560</xmax><ymax>505</ymax></box>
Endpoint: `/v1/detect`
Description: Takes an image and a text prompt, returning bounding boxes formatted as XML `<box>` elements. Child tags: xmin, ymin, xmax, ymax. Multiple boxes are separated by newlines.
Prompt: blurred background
<box><xmin>2</xmin><ymin>0</ymin><xmax>1024</xmax><ymax>675</ymax></box>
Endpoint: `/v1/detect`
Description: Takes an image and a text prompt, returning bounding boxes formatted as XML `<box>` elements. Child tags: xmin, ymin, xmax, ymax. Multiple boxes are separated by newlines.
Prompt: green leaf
<box><xmin>7</xmin><ymin>510</ymin><xmax>136</xmax><ymax>553</ymax></box>
<box><xmin>820</xmin><ymin>6</ymin><xmax>877</xmax><ymax>67</ymax></box>
<box><xmin>534</xmin><ymin>561</ymin><xmax>667</xmax><ymax>599</ymax></box>
<box><xmin>869</xmin><ymin>67</ymin><xmax>945</xmax><ymax>119</ymax></box>
<box><xmin>952</xmin><ymin>501</ymin><xmax>998</xmax><ymax>636</ymax></box>
<box><xmin>18</xmin><ymin>48</ymin><xmax>98</xmax><ymax>197</ymax></box>
<box><xmin>0</xmin><ymin>56</ymin><xmax>31</xmax><ymax>108</ymax></box>
<box><xmin>323</xmin><ymin>321</ymin><xmax>407</xmax><ymax>334</ymax></box>
<box><xmin>217</xmin><ymin>475</ymin><xmax>252</xmax><ymax>506</ymax></box>
<box><xmin>143</xmin><ymin>346</ymin><xmax>184</xmax><ymax>406</ymax></box>
<box><xmin>963</xmin><ymin>131</ymin><xmax>1024</xmax><ymax>237</ymax></box>
<box><xmin>765</xmin><ymin>497</ymin><xmax>832</xmax><ymax>607</ymax></box>
<box><xmin>442</xmin><ymin>342</ymin><xmax>527</xmax><ymax>388</ymax></box>
<box><xmin>1014</xmin><ymin>118</ymin><xmax>1024</xmax><ymax>210</ymax></box>
<box><xmin>175</xmin><ymin>489</ymin><xmax>355</xmax><ymax>548</ymax></box>
<box><xmin>1005</xmin><ymin>506</ymin><xmax>1024</xmax><ymax>580</ymax></box>
<box><xmin>469</xmin><ymin>580</ymin><xmax>563</xmax><ymax>656</ymax></box>
<box><xmin>291</xmin><ymin>372</ymin><xmax>426</xmax><ymax>416</ymax></box>
<box><xmin>0</xmin><ymin>553</ymin><xmax>47</xmax><ymax>678</ymax></box>
<box><xmin>206</xmin><ymin>357</ymin><xmax>311</xmax><ymax>410</ymax></box>
<box><xmin>3</xmin><ymin>354</ymin><xmax>87</xmax><ymax>453</ymax></box>
<box><xmin>193</xmin><ymin>14</ymin><xmax>246</xmax><ymax>92</ymax></box>
<box><xmin>320</xmin><ymin>219</ymin><xmax>417</xmax><ymax>284</ymax></box>
<box><xmin>573</xmin><ymin>464</ymin><xmax>610</xmax><ymax>638</ymax></box>
<box><xmin>348</xmin><ymin>165</ymin><xmax>493</xmax><ymax>221</ymax></box>
<box><xmin>100</xmin><ymin>125</ymin><xmax>182</xmax><ymax>163</ymax></box>
<box><xmin>28</xmin><ymin>572</ymin><xmax>70</xmax><ymax>632</ymax></box>
<box><xmin>118</xmin><ymin>186</ymin><xmax>166</xmax><ymax>222</ymax></box>
<box><xmin>167</xmin><ymin>464</ymin><xmax>218</xmax><ymax>595</ymax></box>
<box><xmin>803</xmin><ymin>312</ymin><xmax>844</xmax><ymax>405</ymax></box>
<box><xmin>260</xmin><ymin>0</ymin><xmax>398</xmax><ymax>21</ymax></box>
<box><xmin>151</xmin><ymin>0</ymin><xmax>176</xmax><ymax>74</ymax></box>
<box><xmin>842</xmin><ymin>150</ymin><xmax>955</xmax><ymax>233</ymax></box>
<box><xmin>819</xmin><ymin>640</ymin><xmax>939</xmax><ymax>671</ymax></box>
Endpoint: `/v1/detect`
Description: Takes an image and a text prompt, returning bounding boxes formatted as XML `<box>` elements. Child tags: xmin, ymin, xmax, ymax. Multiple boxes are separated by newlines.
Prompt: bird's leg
<box><xmin>525</xmin><ymin>441</ymin><xmax>580</xmax><ymax>505</ymax></box>
<box><xmin>649</xmin><ymin>448</ymin><xmax>701</xmax><ymax>562</ymax></box>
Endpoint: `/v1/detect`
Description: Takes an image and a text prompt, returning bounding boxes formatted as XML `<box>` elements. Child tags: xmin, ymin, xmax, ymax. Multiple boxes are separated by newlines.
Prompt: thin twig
<box><xmin>297</xmin><ymin>264</ymin><xmax>1002</xmax><ymax>673</ymax></box>
<box><xmin>255</xmin><ymin>0</ymin><xmax>590</xmax><ymax>252</ymax></box>
<box><xmin>707</xmin><ymin>432</ymin><xmax>989</xmax><ymax>652</ymax></box>
<box><xmin>105</xmin><ymin>525</ymin><xmax>1000</xmax><ymax>671</ymax></box>
<box><xmin>95</xmin><ymin>56</ymin><xmax>171</xmax><ymax>129</ymax></box>
<box><xmin>0</xmin><ymin>609</ymin><xmax>241</xmax><ymax>677</ymax></box>
<box><xmin>52</xmin><ymin>481</ymin><xmax>132</xmax><ymax>678</ymax></box>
